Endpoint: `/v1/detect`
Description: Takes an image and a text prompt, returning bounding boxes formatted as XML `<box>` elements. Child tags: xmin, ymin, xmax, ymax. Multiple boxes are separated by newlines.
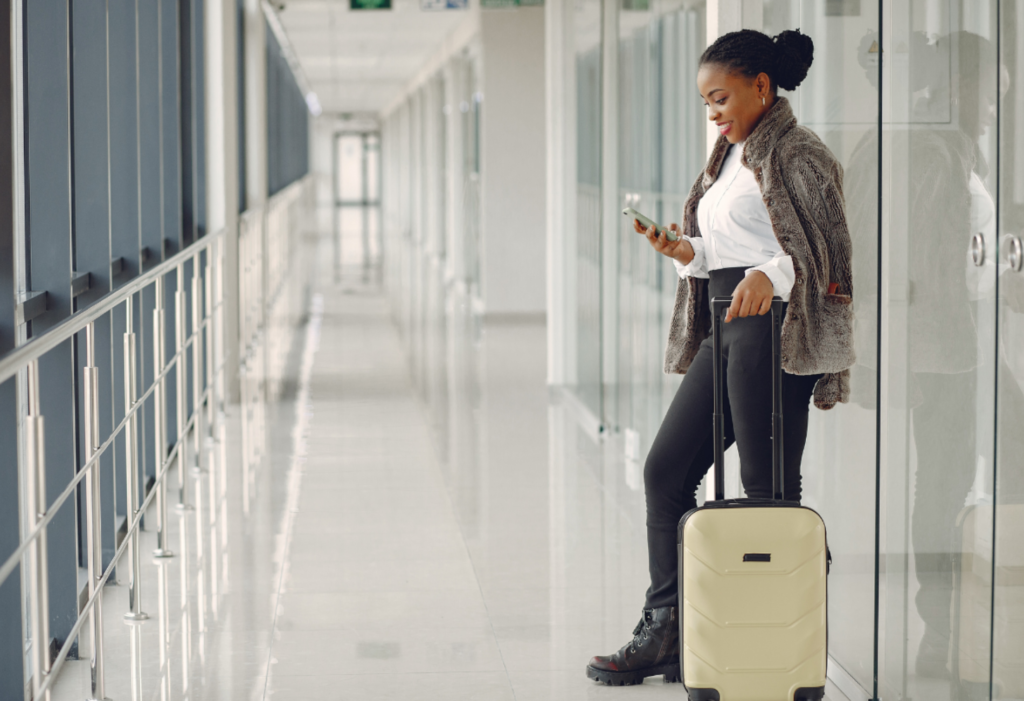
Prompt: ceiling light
<box><xmin>305</xmin><ymin>92</ymin><xmax>323</xmax><ymax>117</ymax></box>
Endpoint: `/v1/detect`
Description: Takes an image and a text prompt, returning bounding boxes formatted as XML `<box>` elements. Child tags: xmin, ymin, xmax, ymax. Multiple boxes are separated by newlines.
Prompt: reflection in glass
<box><xmin>616</xmin><ymin>2</ymin><xmax>705</xmax><ymax>459</ymax></box>
<box><xmin>574</xmin><ymin>0</ymin><xmax>603</xmax><ymax>418</ymax></box>
<box><xmin>461</xmin><ymin>57</ymin><xmax>483</xmax><ymax>297</ymax></box>
<box><xmin>881</xmin><ymin>6</ymin><xmax>999</xmax><ymax>699</ymax></box>
<box><xmin>755</xmin><ymin>3</ymin><xmax>883</xmax><ymax>696</ymax></box>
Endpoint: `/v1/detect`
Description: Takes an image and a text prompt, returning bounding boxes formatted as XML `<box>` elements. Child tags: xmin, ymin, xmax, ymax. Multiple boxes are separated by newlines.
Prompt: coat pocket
<box><xmin>815</xmin><ymin>294</ymin><xmax>855</xmax><ymax>371</ymax></box>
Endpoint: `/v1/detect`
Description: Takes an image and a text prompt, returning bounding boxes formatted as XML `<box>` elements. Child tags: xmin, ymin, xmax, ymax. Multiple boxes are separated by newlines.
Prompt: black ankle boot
<box><xmin>586</xmin><ymin>606</ymin><xmax>682</xmax><ymax>686</ymax></box>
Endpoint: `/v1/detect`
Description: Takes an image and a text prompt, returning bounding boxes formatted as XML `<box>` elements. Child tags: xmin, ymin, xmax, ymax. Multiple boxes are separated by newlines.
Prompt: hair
<box><xmin>699</xmin><ymin>29</ymin><xmax>814</xmax><ymax>93</ymax></box>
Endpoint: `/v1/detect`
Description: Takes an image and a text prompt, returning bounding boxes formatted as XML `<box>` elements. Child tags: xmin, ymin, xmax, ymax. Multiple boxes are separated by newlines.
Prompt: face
<box><xmin>697</xmin><ymin>63</ymin><xmax>773</xmax><ymax>144</ymax></box>
<box><xmin>950</xmin><ymin>63</ymin><xmax>1009</xmax><ymax>139</ymax></box>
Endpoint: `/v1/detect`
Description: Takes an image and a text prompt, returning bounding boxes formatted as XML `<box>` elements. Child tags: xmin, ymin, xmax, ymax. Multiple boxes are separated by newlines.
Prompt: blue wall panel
<box><xmin>139</xmin><ymin>0</ymin><xmax>163</xmax><ymax>266</ymax></box>
<box><xmin>25</xmin><ymin>0</ymin><xmax>80</xmax><ymax>656</ymax></box>
<box><xmin>0</xmin><ymin>0</ymin><xmax>20</xmax><ymax>678</ymax></box>
<box><xmin>109</xmin><ymin>0</ymin><xmax>141</xmax><ymax>285</ymax></box>
<box><xmin>0</xmin><ymin>378</ymin><xmax>23</xmax><ymax>697</ymax></box>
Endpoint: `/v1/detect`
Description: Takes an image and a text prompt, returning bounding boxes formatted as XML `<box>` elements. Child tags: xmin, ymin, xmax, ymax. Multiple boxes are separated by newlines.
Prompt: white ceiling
<box><xmin>273</xmin><ymin>0</ymin><xmax>469</xmax><ymax>116</ymax></box>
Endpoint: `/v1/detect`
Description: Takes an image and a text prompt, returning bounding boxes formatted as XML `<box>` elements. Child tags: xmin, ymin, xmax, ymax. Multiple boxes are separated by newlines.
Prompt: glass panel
<box><xmin>995</xmin><ymin>2</ymin><xmax>1024</xmax><ymax>698</ymax></box>
<box><xmin>616</xmin><ymin>3</ymin><xmax>654</xmax><ymax>453</ymax></box>
<box><xmin>337</xmin><ymin>134</ymin><xmax>364</xmax><ymax>202</ymax></box>
<box><xmin>881</xmin><ymin>3</ymin><xmax>999</xmax><ymax>699</ymax></box>
<box><xmin>367</xmin><ymin>134</ymin><xmax>381</xmax><ymax>203</ymax></box>
<box><xmin>574</xmin><ymin>0</ymin><xmax>603</xmax><ymax>418</ymax></box>
<box><xmin>756</xmin><ymin>2</ymin><xmax>883</xmax><ymax>696</ymax></box>
<box><xmin>616</xmin><ymin>0</ymin><xmax>705</xmax><ymax>465</ymax></box>
<box><xmin>461</xmin><ymin>55</ymin><xmax>483</xmax><ymax>296</ymax></box>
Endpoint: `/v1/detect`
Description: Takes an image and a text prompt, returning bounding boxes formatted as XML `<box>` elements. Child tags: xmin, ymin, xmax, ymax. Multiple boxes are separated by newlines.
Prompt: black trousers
<box><xmin>910</xmin><ymin>371</ymin><xmax>977</xmax><ymax>659</ymax></box>
<box><xmin>644</xmin><ymin>267</ymin><xmax>822</xmax><ymax>609</ymax></box>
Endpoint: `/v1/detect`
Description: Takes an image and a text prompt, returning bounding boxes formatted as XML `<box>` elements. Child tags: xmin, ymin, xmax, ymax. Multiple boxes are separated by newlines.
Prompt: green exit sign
<box><xmin>351</xmin><ymin>0</ymin><xmax>391</xmax><ymax>8</ymax></box>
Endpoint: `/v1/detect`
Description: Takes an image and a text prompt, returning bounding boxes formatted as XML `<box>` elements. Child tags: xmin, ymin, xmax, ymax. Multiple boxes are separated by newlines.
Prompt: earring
<box><xmin>762</xmin><ymin>96</ymin><xmax>766</xmax><ymax>106</ymax></box>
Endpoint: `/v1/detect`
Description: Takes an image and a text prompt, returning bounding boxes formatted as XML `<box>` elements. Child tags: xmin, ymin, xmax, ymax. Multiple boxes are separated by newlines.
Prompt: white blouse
<box><xmin>673</xmin><ymin>141</ymin><xmax>795</xmax><ymax>301</ymax></box>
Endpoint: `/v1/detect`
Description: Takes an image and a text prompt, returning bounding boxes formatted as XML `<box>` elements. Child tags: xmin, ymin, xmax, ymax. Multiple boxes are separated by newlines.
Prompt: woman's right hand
<box><xmin>634</xmin><ymin>220</ymin><xmax>694</xmax><ymax>265</ymax></box>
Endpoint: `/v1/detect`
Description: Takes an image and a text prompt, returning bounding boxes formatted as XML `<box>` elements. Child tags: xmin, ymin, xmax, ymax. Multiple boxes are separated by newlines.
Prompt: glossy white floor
<box><xmin>50</xmin><ymin>272</ymin><xmax>849</xmax><ymax>700</ymax></box>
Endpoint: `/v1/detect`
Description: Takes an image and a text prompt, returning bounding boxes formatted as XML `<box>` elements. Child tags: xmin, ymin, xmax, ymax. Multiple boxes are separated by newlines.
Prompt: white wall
<box><xmin>207</xmin><ymin>0</ymin><xmax>242</xmax><ymax>401</ymax></box>
<box><xmin>244</xmin><ymin>0</ymin><xmax>268</xmax><ymax>209</ymax></box>
<box><xmin>479</xmin><ymin>7</ymin><xmax>548</xmax><ymax>317</ymax></box>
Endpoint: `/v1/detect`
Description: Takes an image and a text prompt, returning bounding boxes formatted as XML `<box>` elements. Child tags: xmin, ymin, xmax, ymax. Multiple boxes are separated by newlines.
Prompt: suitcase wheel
<box><xmin>686</xmin><ymin>690</ymin><xmax>720</xmax><ymax>701</ymax></box>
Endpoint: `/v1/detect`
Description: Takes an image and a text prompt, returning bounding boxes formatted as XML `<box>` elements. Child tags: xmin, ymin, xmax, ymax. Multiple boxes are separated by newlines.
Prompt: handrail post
<box><xmin>123</xmin><ymin>296</ymin><xmax>149</xmax><ymax>623</ymax></box>
<box><xmin>204</xmin><ymin>247</ymin><xmax>217</xmax><ymax>443</ymax></box>
<box><xmin>83</xmin><ymin>322</ymin><xmax>111</xmax><ymax>700</ymax></box>
<box><xmin>216</xmin><ymin>237</ymin><xmax>226</xmax><ymax>428</ymax></box>
<box><xmin>175</xmin><ymin>264</ymin><xmax>194</xmax><ymax>512</ymax></box>
<box><xmin>191</xmin><ymin>255</ymin><xmax>205</xmax><ymax>474</ymax></box>
<box><xmin>25</xmin><ymin>359</ymin><xmax>51</xmax><ymax>700</ymax></box>
<box><xmin>153</xmin><ymin>281</ymin><xmax>174</xmax><ymax>559</ymax></box>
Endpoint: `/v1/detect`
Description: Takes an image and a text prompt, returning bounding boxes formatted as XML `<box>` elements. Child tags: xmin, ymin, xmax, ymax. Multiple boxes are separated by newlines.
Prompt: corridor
<box><xmin>5</xmin><ymin>0</ymin><xmax>1024</xmax><ymax>698</ymax></box>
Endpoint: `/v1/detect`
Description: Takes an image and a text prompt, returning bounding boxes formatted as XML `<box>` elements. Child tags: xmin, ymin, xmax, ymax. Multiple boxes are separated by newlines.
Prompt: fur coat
<box><xmin>664</xmin><ymin>97</ymin><xmax>855</xmax><ymax>409</ymax></box>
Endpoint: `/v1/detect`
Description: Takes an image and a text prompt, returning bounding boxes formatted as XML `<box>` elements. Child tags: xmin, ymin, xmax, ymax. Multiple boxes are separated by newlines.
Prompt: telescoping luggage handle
<box><xmin>710</xmin><ymin>296</ymin><xmax>785</xmax><ymax>502</ymax></box>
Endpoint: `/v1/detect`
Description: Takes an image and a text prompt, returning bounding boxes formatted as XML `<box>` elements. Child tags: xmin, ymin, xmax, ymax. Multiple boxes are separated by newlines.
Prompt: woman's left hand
<box><xmin>726</xmin><ymin>271</ymin><xmax>775</xmax><ymax>322</ymax></box>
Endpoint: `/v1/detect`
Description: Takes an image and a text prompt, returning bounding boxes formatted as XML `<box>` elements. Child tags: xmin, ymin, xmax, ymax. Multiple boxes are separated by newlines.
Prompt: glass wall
<box><xmin>381</xmin><ymin>45</ymin><xmax>483</xmax><ymax>463</ymax></box>
<box><xmin>753</xmin><ymin>3</ymin><xmax>883</xmax><ymax>697</ymax></box>
<box><xmin>267</xmin><ymin>21</ymin><xmax>311</xmax><ymax>197</ymax></box>
<box><xmin>574</xmin><ymin>0</ymin><xmax>604</xmax><ymax>418</ymax></box>
<box><xmin>879</xmin><ymin>3</ymin><xmax>1001</xmax><ymax>700</ymax></box>
<box><xmin>616</xmin><ymin>0</ymin><xmax>706</xmax><ymax>461</ymax></box>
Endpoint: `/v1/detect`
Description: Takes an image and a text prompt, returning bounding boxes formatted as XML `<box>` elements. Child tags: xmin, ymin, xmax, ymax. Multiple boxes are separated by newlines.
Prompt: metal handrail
<box><xmin>0</xmin><ymin>229</ymin><xmax>224</xmax><ymax>386</ymax></box>
<box><xmin>3</xmin><ymin>174</ymin><xmax>315</xmax><ymax>699</ymax></box>
<box><xmin>3</xmin><ymin>227</ymin><xmax>227</xmax><ymax>701</ymax></box>
<box><xmin>34</xmin><ymin>380</ymin><xmax>214</xmax><ymax>698</ymax></box>
<box><xmin>0</xmin><ymin>301</ymin><xmax>220</xmax><ymax>589</ymax></box>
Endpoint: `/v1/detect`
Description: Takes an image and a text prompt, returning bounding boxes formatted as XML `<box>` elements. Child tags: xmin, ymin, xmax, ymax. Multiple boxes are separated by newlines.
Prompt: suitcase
<box><xmin>677</xmin><ymin>297</ymin><xmax>830</xmax><ymax>701</ymax></box>
<box><xmin>952</xmin><ymin>502</ymin><xmax>1024</xmax><ymax>701</ymax></box>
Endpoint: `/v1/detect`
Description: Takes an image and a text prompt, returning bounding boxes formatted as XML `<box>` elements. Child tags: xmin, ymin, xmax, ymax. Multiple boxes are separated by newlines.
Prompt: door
<box><xmin>880</xmin><ymin>3</ymin><xmax>1000</xmax><ymax>699</ymax></box>
<box><xmin>333</xmin><ymin>131</ymin><xmax>381</xmax><ymax>282</ymax></box>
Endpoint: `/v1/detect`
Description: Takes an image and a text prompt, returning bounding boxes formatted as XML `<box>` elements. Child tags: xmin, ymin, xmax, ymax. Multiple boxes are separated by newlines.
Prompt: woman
<box><xmin>586</xmin><ymin>28</ymin><xmax>855</xmax><ymax>686</ymax></box>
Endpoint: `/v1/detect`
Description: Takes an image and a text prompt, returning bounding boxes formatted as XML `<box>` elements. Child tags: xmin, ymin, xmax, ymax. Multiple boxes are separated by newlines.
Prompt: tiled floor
<box><xmin>52</xmin><ymin>275</ymin><xmax>851</xmax><ymax>700</ymax></box>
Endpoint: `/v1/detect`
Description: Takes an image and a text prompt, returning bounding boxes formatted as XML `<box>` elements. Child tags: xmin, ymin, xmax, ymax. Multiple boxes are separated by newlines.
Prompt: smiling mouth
<box><xmin>718</xmin><ymin>123</ymin><xmax>732</xmax><ymax>134</ymax></box>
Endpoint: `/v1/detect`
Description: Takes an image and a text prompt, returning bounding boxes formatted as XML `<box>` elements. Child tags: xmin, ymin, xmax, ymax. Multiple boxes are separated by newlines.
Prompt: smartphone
<box><xmin>622</xmin><ymin>207</ymin><xmax>679</xmax><ymax>242</ymax></box>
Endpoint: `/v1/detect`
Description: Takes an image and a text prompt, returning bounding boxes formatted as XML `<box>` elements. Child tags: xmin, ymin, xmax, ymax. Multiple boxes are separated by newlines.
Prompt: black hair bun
<box><xmin>773</xmin><ymin>29</ymin><xmax>814</xmax><ymax>91</ymax></box>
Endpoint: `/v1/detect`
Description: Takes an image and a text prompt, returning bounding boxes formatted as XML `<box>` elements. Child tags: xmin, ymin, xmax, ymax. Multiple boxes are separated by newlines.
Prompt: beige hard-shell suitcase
<box><xmin>953</xmin><ymin>503</ymin><xmax>1024</xmax><ymax>700</ymax></box>
<box><xmin>677</xmin><ymin>298</ymin><xmax>829</xmax><ymax>701</ymax></box>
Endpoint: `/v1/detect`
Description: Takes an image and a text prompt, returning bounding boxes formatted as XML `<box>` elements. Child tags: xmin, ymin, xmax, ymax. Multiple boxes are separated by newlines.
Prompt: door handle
<box><xmin>971</xmin><ymin>233</ymin><xmax>986</xmax><ymax>267</ymax></box>
<box><xmin>1009</xmin><ymin>235</ymin><xmax>1023</xmax><ymax>272</ymax></box>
